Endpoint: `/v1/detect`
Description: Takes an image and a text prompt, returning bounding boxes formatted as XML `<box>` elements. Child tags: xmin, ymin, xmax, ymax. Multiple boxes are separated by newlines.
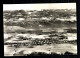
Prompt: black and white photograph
<box><xmin>3</xmin><ymin>3</ymin><xmax>77</xmax><ymax>56</ymax></box>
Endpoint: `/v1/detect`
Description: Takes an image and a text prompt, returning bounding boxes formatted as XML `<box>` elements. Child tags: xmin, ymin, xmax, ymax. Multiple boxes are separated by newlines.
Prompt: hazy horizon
<box><xmin>3</xmin><ymin>3</ymin><xmax>76</xmax><ymax>11</ymax></box>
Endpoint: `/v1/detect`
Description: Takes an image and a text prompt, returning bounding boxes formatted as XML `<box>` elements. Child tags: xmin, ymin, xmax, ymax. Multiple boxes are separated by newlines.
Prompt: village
<box><xmin>3</xmin><ymin>9</ymin><xmax>77</xmax><ymax>56</ymax></box>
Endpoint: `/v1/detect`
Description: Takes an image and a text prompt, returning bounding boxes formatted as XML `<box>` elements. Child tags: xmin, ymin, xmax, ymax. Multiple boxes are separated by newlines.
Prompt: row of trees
<box><xmin>3</xmin><ymin>10</ymin><xmax>27</xmax><ymax>19</ymax></box>
<box><xmin>3</xmin><ymin>9</ymin><xmax>76</xmax><ymax>20</ymax></box>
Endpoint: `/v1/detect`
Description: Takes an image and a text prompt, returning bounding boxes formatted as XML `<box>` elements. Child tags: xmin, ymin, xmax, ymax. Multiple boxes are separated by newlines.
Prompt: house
<box><xmin>67</xmin><ymin>33</ymin><xmax>77</xmax><ymax>41</ymax></box>
<box><xmin>69</xmin><ymin>16</ymin><xmax>76</xmax><ymax>22</ymax></box>
<box><xmin>18</xmin><ymin>18</ymin><xmax>24</xmax><ymax>21</ymax></box>
<box><xmin>56</xmin><ymin>18</ymin><xmax>65</xmax><ymax>21</ymax></box>
<box><xmin>4</xmin><ymin>18</ymin><xmax>7</xmax><ymax>21</ymax></box>
<box><xmin>41</xmin><ymin>17</ymin><xmax>50</xmax><ymax>21</ymax></box>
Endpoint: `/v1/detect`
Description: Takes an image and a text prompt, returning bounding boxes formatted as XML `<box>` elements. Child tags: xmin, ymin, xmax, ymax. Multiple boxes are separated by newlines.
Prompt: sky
<box><xmin>3</xmin><ymin>3</ymin><xmax>76</xmax><ymax>11</ymax></box>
